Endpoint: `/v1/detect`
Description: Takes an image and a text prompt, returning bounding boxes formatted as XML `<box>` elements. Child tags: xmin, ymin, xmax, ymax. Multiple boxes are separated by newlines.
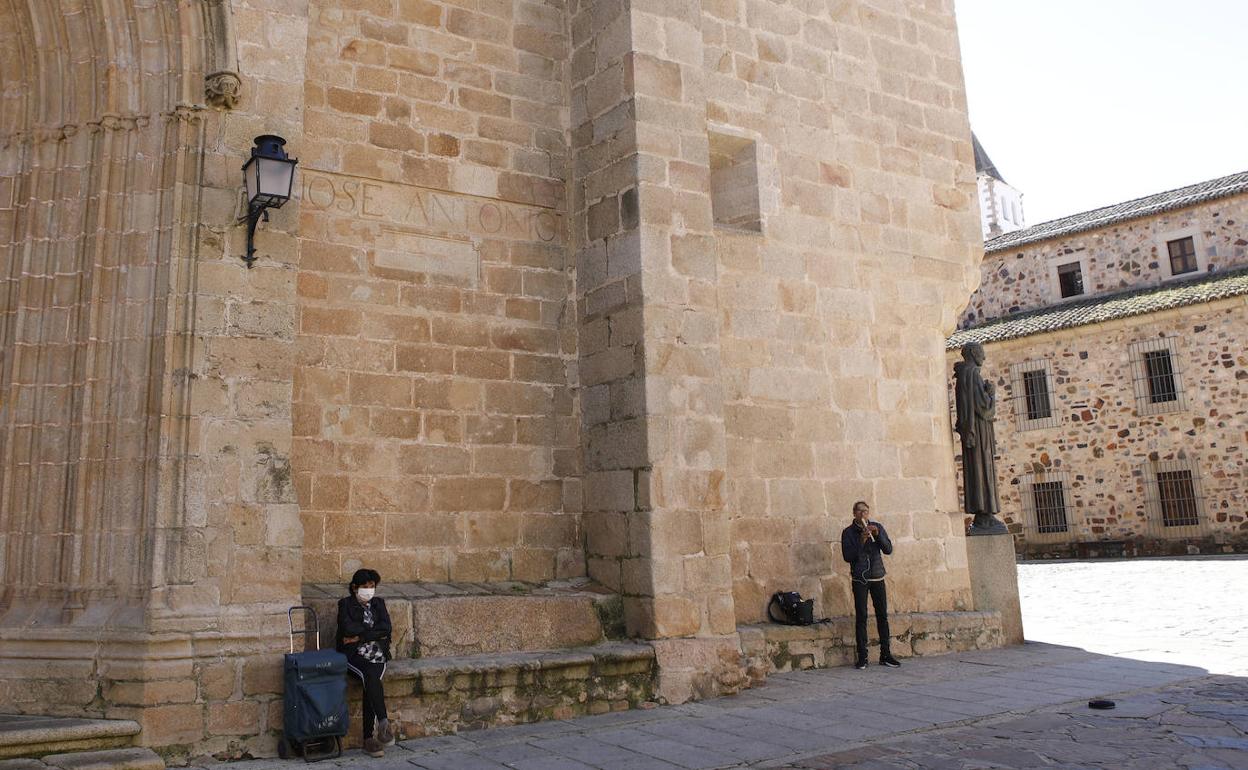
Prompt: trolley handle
<box><xmin>287</xmin><ymin>605</ymin><xmax>321</xmax><ymax>654</ymax></box>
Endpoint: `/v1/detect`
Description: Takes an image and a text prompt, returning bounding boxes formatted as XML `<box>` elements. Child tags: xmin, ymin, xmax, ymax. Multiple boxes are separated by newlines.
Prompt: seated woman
<box><xmin>336</xmin><ymin>568</ymin><xmax>394</xmax><ymax>757</ymax></box>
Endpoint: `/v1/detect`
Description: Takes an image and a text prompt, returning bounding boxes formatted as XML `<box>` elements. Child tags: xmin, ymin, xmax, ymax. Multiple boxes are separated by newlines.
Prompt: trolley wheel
<box><xmin>277</xmin><ymin>735</ymin><xmax>290</xmax><ymax>759</ymax></box>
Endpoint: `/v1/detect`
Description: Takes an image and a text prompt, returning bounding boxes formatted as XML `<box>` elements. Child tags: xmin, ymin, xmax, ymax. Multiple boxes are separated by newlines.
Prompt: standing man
<box><xmin>841</xmin><ymin>501</ymin><xmax>901</xmax><ymax>669</ymax></box>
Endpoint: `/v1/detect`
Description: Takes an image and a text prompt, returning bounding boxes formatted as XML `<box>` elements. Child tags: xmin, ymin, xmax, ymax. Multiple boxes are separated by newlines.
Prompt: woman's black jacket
<box><xmin>335</xmin><ymin>596</ymin><xmax>393</xmax><ymax>661</ymax></box>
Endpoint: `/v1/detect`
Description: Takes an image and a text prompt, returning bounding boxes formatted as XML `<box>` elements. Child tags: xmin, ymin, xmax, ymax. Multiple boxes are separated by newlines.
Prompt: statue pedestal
<box><xmin>965</xmin><ymin>533</ymin><xmax>1024</xmax><ymax>645</ymax></box>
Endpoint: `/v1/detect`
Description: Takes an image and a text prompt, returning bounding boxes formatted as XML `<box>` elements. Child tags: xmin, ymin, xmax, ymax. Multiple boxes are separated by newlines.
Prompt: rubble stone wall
<box><xmin>948</xmin><ymin>299</ymin><xmax>1248</xmax><ymax>553</ymax></box>
<box><xmin>962</xmin><ymin>196</ymin><xmax>1248</xmax><ymax>326</ymax></box>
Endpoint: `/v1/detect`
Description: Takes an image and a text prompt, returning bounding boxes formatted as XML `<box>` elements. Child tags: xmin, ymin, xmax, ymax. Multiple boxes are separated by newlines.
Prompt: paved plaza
<box><xmin>1017</xmin><ymin>556</ymin><xmax>1248</xmax><ymax>676</ymax></box>
<box><xmin>217</xmin><ymin>557</ymin><xmax>1248</xmax><ymax>769</ymax></box>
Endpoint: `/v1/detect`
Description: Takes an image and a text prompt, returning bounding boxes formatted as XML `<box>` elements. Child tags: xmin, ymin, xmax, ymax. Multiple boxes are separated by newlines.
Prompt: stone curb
<box><xmin>3</xmin><ymin>749</ymin><xmax>163</xmax><ymax>770</ymax></box>
<box><xmin>0</xmin><ymin>721</ymin><xmax>141</xmax><ymax>761</ymax></box>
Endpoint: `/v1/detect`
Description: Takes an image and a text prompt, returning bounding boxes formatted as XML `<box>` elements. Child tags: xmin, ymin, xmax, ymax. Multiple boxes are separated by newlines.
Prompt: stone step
<box><xmin>738</xmin><ymin>610</ymin><xmax>1003</xmax><ymax>679</ymax></box>
<box><xmin>339</xmin><ymin>641</ymin><xmax>657</xmax><ymax>742</ymax></box>
<box><xmin>301</xmin><ymin>579</ymin><xmax>623</xmax><ymax>659</ymax></box>
<box><xmin>0</xmin><ymin>718</ymin><xmax>142</xmax><ymax>761</ymax></box>
<box><xmin>7</xmin><ymin>748</ymin><xmax>165</xmax><ymax>770</ymax></box>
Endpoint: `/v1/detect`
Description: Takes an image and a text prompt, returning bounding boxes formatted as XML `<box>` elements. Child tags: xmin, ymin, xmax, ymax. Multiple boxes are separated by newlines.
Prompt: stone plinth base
<box><xmin>347</xmin><ymin>642</ymin><xmax>655</xmax><ymax>743</ymax></box>
<box><xmin>650</xmin><ymin>635</ymin><xmax>746</xmax><ymax>705</ymax></box>
<box><xmin>738</xmin><ymin>611</ymin><xmax>1004</xmax><ymax>677</ymax></box>
<box><xmin>302</xmin><ymin>581</ymin><xmax>623</xmax><ymax>660</ymax></box>
<box><xmin>966</xmin><ymin>533</ymin><xmax>1025</xmax><ymax>645</ymax></box>
<box><xmin>0</xmin><ymin>626</ymin><xmax>290</xmax><ymax>764</ymax></box>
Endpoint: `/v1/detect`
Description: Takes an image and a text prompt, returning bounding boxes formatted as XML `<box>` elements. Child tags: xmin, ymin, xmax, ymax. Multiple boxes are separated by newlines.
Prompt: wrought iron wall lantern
<box><xmin>241</xmin><ymin>134</ymin><xmax>298</xmax><ymax>268</ymax></box>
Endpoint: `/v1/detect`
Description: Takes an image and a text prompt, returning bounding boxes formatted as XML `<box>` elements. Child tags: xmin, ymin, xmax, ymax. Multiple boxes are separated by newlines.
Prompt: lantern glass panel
<box><xmin>243</xmin><ymin>157</ymin><xmax>261</xmax><ymax>207</ymax></box>
<box><xmin>257</xmin><ymin>156</ymin><xmax>295</xmax><ymax>207</ymax></box>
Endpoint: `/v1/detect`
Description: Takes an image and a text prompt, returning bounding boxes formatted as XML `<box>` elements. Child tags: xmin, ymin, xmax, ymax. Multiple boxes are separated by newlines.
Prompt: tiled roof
<box><xmin>984</xmin><ymin>170</ymin><xmax>1248</xmax><ymax>253</ymax></box>
<box><xmin>947</xmin><ymin>267</ymin><xmax>1248</xmax><ymax>350</ymax></box>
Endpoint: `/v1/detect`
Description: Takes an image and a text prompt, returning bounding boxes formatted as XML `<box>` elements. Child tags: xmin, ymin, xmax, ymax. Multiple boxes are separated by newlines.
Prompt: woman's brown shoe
<box><xmin>362</xmin><ymin>737</ymin><xmax>384</xmax><ymax>758</ymax></box>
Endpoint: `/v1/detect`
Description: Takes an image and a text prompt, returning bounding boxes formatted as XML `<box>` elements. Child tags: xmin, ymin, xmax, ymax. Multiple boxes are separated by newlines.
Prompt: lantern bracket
<box><xmin>243</xmin><ymin>205</ymin><xmax>271</xmax><ymax>269</ymax></box>
<box><xmin>240</xmin><ymin>134</ymin><xmax>297</xmax><ymax>269</ymax></box>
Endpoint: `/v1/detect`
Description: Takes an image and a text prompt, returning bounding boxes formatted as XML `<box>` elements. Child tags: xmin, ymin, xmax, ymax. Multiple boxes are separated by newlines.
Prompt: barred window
<box><xmin>1128</xmin><ymin>337</ymin><xmax>1185</xmax><ymax>415</ymax></box>
<box><xmin>1031</xmin><ymin>481</ymin><xmax>1068</xmax><ymax>533</ymax></box>
<box><xmin>1143</xmin><ymin>350</ymin><xmax>1177</xmax><ymax>403</ymax></box>
<box><xmin>1010</xmin><ymin>359</ymin><xmax>1061</xmax><ymax>430</ymax></box>
<box><xmin>1143</xmin><ymin>460</ymin><xmax>1205</xmax><ymax>532</ymax></box>
<box><xmin>1166</xmin><ymin>236</ymin><xmax>1198</xmax><ymax>276</ymax></box>
<box><xmin>1022</xmin><ymin>370</ymin><xmax>1052</xmax><ymax>420</ymax></box>
<box><xmin>1020</xmin><ymin>471</ymin><xmax>1073</xmax><ymax>539</ymax></box>
<box><xmin>1157</xmin><ymin>470</ymin><xmax>1199</xmax><ymax>527</ymax></box>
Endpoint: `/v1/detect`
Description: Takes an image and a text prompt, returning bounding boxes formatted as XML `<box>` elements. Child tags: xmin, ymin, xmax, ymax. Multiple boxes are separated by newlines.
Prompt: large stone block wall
<box><xmin>0</xmin><ymin>0</ymin><xmax>310</xmax><ymax>757</ymax></box>
<box><xmin>293</xmin><ymin>0</ymin><xmax>582</xmax><ymax>584</ymax></box>
<box><xmin>962</xmin><ymin>197</ymin><xmax>1248</xmax><ymax>326</ymax></box>
<box><xmin>949</xmin><ymin>300</ymin><xmax>1248</xmax><ymax>552</ymax></box>
<box><xmin>702</xmin><ymin>0</ymin><xmax>982</xmax><ymax>623</ymax></box>
<box><xmin>0</xmin><ymin>0</ymin><xmax>998</xmax><ymax>757</ymax></box>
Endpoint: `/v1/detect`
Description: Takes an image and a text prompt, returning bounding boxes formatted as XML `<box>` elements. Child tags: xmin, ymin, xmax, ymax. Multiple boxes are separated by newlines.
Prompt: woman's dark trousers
<box><xmin>346</xmin><ymin>654</ymin><xmax>387</xmax><ymax>739</ymax></box>
<box><xmin>852</xmin><ymin>579</ymin><xmax>891</xmax><ymax>662</ymax></box>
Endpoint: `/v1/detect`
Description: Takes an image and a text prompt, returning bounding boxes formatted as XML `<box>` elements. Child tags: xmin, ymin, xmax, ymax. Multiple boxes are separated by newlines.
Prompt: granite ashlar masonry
<box><xmin>1</xmin><ymin>0</ymin><xmax>995</xmax><ymax>758</ymax></box>
<box><xmin>950</xmin><ymin>178</ymin><xmax>1248</xmax><ymax>555</ymax></box>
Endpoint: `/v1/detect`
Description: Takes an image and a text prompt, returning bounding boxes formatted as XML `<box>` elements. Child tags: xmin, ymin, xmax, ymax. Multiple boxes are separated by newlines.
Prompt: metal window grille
<box><xmin>1019</xmin><ymin>471</ymin><xmax>1074</xmax><ymax>544</ymax></box>
<box><xmin>1010</xmin><ymin>359</ymin><xmax>1061</xmax><ymax>430</ymax></box>
<box><xmin>1031</xmin><ymin>481</ymin><xmax>1068</xmax><ymax>533</ymax></box>
<box><xmin>1128</xmin><ymin>337</ymin><xmax>1185</xmax><ymax>416</ymax></box>
<box><xmin>1142</xmin><ymin>460</ymin><xmax>1207</xmax><ymax>534</ymax></box>
<box><xmin>1156</xmin><ymin>470</ymin><xmax>1199</xmax><ymax>527</ymax></box>
<box><xmin>1167</xmin><ymin>236</ymin><xmax>1198</xmax><ymax>275</ymax></box>
<box><xmin>1143</xmin><ymin>350</ymin><xmax>1178</xmax><ymax>403</ymax></box>
<box><xmin>1022</xmin><ymin>370</ymin><xmax>1051</xmax><ymax>420</ymax></box>
<box><xmin>1056</xmin><ymin>262</ymin><xmax>1084</xmax><ymax>297</ymax></box>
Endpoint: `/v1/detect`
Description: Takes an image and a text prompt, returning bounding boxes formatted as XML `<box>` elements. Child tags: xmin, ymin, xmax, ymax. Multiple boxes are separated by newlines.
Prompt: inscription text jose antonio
<box><xmin>300</xmin><ymin>170</ymin><xmax>559</xmax><ymax>243</ymax></box>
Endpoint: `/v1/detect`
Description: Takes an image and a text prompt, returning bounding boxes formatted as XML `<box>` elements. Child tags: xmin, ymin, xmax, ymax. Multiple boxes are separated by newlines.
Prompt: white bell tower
<box><xmin>973</xmin><ymin>133</ymin><xmax>1025</xmax><ymax>239</ymax></box>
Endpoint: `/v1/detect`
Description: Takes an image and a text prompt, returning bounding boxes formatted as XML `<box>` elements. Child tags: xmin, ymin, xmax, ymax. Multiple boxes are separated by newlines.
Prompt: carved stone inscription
<box><xmin>300</xmin><ymin>169</ymin><xmax>560</xmax><ymax>243</ymax></box>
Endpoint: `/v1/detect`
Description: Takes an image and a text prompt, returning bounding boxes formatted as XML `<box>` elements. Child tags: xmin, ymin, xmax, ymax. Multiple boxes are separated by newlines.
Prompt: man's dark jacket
<box><xmin>335</xmin><ymin>595</ymin><xmax>393</xmax><ymax>661</ymax></box>
<box><xmin>841</xmin><ymin>520</ymin><xmax>893</xmax><ymax>582</ymax></box>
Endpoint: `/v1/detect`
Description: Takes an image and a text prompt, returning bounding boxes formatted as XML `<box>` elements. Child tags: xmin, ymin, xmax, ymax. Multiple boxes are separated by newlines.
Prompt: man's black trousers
<box><xmin>345</xmin><ymin>654</ymin><xmax>387</xmax><ymax>739</ymax></box>
<box><xmin>852</xmin><ymin>579</ymin><xmax>891</xmax><ymax>662</ymax></box>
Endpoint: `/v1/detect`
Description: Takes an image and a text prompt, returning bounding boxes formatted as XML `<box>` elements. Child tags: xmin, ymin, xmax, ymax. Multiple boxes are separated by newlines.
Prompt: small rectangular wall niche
<box><xmin>708</xmin><ymin>131</ymin><xmax>761</xmax><ymax>232</ymax></box>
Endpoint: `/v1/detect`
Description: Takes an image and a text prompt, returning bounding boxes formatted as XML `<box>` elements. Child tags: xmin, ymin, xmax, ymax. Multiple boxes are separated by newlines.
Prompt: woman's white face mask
<box><xmin>356</xmin><ymin>587</ymin><xmax>375</xmax><ymax>602</ymax></box>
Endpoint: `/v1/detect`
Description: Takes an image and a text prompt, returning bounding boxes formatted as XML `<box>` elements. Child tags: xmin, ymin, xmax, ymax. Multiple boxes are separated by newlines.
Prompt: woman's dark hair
<box><xmin>349</xmin><ymin>568</ymin><xmax>381</xmax><ymax>594</ymax></box>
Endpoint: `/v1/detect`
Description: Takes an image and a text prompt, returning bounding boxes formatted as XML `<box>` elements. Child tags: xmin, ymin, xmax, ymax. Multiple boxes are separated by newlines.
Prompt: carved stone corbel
<box><xmin>204</xmin><ymin>70</ymin><xmax>242</xmax><ymax>109</ymax></box>
<box><xmin>201</xmin><ymin>0</ymin><xmax>241</xmax><ymax>109</ymax></box>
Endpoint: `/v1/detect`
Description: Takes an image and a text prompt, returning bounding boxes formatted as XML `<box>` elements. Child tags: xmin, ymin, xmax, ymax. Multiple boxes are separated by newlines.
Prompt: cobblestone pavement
<box><xmin>774</xmin><ymin>675</ymin><xmax>1248</xmax><ymax>770</ymax></box>
<box><xmin>217</xmin><ymin>557</ymin><xmax>1248</xmax><ymax>769</ymax></box>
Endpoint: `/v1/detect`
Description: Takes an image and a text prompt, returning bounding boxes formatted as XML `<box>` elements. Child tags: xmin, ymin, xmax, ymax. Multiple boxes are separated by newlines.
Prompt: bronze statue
<box><xmin>953</xmin><ymin>342</ymin><xmax>1006</xmax><ymax>534</ymax></box>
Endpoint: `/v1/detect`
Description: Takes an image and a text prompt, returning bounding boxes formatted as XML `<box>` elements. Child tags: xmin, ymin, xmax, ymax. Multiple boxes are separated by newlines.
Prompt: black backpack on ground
<box><xmin>768</xmin><ymin>591</ymin><xmax>816</xmax><ymax>625</ymax></box>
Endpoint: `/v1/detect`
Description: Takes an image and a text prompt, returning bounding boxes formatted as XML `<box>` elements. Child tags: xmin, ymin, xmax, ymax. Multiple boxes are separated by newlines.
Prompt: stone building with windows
<box><xmin>950</xmin><ymin>170</ymin><xmax>1248</xmax><ymax>557</ymax></box>
<box><xmin>1</xmin><ymin>0</ymin><xmax>1005</xmax><ymax>759</ymax></box>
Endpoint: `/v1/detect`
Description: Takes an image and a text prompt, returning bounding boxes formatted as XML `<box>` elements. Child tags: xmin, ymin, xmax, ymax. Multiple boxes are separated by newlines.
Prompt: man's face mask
<box><xmin>356</xmin><ymin>587</ymin><xmax>375</xmax><ymax>602</ymax></box>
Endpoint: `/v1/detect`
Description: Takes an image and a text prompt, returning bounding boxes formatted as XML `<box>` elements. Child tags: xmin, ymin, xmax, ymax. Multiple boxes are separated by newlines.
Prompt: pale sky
<box><xmin>955</xmin><ymin>0</ymin><xmax>1248</xmax><ymax>226</ymax></box>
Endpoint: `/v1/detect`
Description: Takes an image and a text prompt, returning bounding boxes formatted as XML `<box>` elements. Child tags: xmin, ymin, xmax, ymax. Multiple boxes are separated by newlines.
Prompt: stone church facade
<box><xmin>950</xmin><ymin>172</ymin><xmax>1248</xmax><ymax>557</ymax></box>
<box><xmin>1</xmin><ymin>0</ymin><xmax>997</xmax><ymax>757</ymax></box>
